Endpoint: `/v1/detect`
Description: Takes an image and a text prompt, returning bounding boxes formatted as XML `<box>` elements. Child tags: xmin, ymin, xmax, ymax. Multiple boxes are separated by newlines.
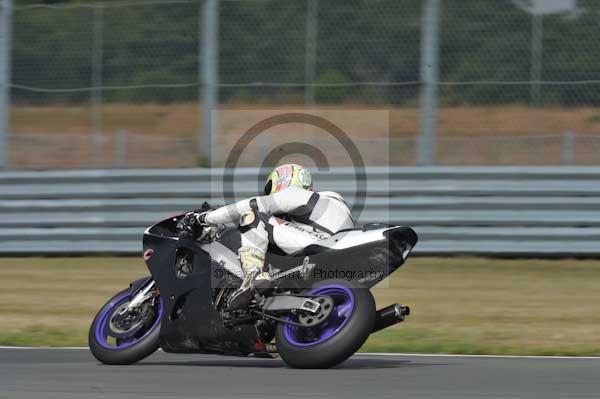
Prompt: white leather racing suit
<box><xmin>205</xmin><ymin>186</ymin><xmax>354</xmax><ymax>255</ymax></box>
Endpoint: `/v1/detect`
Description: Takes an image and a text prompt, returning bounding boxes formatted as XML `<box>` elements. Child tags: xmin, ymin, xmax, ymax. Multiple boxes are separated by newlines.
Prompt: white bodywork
<box><xmin>314</xmin><ymin>228</ymin><xmax>390</xmax><ymax>250</ymax></box>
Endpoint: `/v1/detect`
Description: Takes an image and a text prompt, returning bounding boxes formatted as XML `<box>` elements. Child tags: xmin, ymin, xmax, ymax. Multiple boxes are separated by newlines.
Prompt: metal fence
<box><xmin>1</xmin><ymin>167</ymin><xmax>600</xmax><ymax>256</ymax></box>
<box><xmin>1</xmin><ymin>0</ymin><xmax>600</xmax><ymax>169</ymax></box>
<box><xmin>7</xmin><ymin>131</ymin><xmax>600</xmax><ymax>170</ymax></box>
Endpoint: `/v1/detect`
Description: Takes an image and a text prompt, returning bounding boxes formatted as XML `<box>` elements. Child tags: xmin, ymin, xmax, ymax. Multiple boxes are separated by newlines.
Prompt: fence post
<box><xmin>304</xmin><ymin>0</ymin><xmax>318</xmax><ymax>108</ymax></box>
<box><xmin>200</xmin><ymin>0</ymin><xmax>219</xmax><ymax>166</ymax></box>
<box><xmin>417</xmin><ymin>0</ymin><xmax>441</xmax><ymax>166</ymax></box>
<box><xmin>91</xmin><ymin>5</ymin><xmax>104</xmax><ymax>168</ymax></box>
<box><xmin>91</xmin><ymin>6</ymin><xmax>104</xmax><ymax>134</ymax></box>
<box><xmin>0</xmin><ymin>0</ymin><xmax>13</xmax><ymax>170</ymax></box>
<box><xmin>114</xmin><ymin>129</ymin><xmax>128</xmax><ymax>169</ymax></box>
<box><xmin>561</xmin><ymin>130</ymin><xmax>575</xmax><ymax>166</ymax></box>
<box><xmin>530</xmin><ymin>13</ymin><xmax>543</xmax><ymax>134</ymax></box>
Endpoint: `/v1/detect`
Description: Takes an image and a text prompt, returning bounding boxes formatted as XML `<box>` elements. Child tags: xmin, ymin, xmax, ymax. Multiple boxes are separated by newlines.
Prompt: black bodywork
<box><xmin>142</xmin><ymin>214</ymin><xmax>418</xmax><ymax>355</ymax></box>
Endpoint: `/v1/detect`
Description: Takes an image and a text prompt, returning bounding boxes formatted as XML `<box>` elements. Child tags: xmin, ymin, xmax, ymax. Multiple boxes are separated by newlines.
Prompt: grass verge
<box><xmin>1</xmin><ymin>257</ymin><xmax>599</xmax><ymax>355</ymax></box>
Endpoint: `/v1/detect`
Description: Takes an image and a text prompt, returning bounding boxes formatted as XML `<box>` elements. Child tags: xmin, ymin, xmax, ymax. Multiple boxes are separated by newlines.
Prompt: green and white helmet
<box><xmin>264</xmin><ymin>164</ymin><xmax>313</xmax><ymax>195</ymax></box>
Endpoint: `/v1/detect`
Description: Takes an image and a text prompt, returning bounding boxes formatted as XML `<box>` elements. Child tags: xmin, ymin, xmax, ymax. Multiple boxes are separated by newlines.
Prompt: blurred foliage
<box><xmin>9</xmin><ymin>0</ymin><xmax>600</xmax><ymax>105</ymax></box>
<box><xmin>315</xmin><ymin>70</ymin><xmax>347</xmax><ymax>103</ymax></box>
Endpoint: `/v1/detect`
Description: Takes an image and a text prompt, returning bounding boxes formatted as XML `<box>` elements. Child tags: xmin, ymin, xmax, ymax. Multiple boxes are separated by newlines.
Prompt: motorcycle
<box><xmin>89</xmin><ymin>203</ymin><xmax>418</xmax><ymax>369</ymax></box>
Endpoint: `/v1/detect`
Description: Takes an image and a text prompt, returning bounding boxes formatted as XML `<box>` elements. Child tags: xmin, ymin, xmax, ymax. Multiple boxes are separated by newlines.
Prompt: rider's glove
<box><xmin>198</xmin><ymin>223</ymin><xmax>218</xmax><ymax>242</ymax></box>
<box><xmin>177</xmin><ymin>211</ymin><xmax>209</xmax><ymax>239</ymax></box>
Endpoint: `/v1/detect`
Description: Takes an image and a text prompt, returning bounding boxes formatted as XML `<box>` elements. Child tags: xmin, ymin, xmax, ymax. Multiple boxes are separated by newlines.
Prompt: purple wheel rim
<box><xmin>94</xmin><ymin>291</ymin><xmax>163</xmax><ymax>350</ymax></box>
<box><xmin>283</xmin><ymin>284</ymin><xmax>355</xmax><ymax>347</ymax></box>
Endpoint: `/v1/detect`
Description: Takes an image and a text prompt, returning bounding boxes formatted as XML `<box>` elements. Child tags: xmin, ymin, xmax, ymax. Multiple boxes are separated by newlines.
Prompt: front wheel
<box><xmin>275</xmin><ymin>280</ymin><xmax>375</xmax><ymax>369</ymax></box>
<box><xmin>89</xmin><ymin>288</ymin><xmax>163</xmax><ymax>365</ymax></box>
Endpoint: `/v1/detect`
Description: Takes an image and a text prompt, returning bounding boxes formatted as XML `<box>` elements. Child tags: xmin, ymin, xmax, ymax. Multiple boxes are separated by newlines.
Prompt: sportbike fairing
<box><xmin>142</xmin><ymin>215</ymin><xmax>417</xmax><ymax>354</ymax></box>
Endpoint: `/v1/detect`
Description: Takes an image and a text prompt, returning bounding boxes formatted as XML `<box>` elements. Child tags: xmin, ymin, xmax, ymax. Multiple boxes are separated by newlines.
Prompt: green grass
<box><xmin>0</xmin><ymin>326</ymin><xmax>88</xmax><ymax>348</ymax></box>
<box><xmin>363</xmin><ymin>328</ymin><xmax>600</xmax><ymax>356</ymax></box>
<box><xmin>1</xmin><ymin>256</ymin><xmax>599</xmax><ymax>355</ymax></box>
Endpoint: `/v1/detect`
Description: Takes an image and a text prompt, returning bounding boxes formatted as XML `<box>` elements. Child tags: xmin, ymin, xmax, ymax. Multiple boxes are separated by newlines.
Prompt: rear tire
<box><xmin>88</xmin><ymin>288</ymin><xmax>162</xmax><ymax>365</ymax></box>
<box><xmin>275</xmin><ymin>280</ymin><xmax>375</xmax><ymax>369</ymax></box>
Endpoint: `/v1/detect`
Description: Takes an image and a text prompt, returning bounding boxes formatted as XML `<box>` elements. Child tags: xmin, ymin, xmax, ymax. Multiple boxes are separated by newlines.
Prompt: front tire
<box><xmin>275</xmin><ymin>280</ymin><xmax>375</xmax><ymax>369</ymax></box>
<box><xmin>89</xmin><ymin>288</ymin><xmax>162</xmax><ymax>365</ymax></box>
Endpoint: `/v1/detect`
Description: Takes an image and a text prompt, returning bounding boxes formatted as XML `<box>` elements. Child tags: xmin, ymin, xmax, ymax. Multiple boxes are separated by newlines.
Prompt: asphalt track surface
<box><xmin>1</xmin><ymin>348</ymin><xmax>598</xmax><ymax>399</ymax></box>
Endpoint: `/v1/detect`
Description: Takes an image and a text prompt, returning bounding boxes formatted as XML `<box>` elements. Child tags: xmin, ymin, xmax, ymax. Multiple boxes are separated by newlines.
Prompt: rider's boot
<box><xmin>227</xmin><ymin>246</ymin><xmax>271</xmax><ymax>310</ymax></box>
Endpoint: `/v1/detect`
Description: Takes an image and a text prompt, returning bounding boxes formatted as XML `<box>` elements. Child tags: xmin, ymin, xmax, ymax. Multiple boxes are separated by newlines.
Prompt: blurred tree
<box><xmin>10</xmin><ymin>0</ymin><xmax>600</xmax><ymax>105</ymax></box>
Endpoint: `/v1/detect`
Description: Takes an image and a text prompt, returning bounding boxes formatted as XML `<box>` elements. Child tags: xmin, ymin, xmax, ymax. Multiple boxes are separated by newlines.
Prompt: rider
<box><xmin>178</xmin><ymin>164</ymin><xmax>354</xmax><ymax>309</ymax></box>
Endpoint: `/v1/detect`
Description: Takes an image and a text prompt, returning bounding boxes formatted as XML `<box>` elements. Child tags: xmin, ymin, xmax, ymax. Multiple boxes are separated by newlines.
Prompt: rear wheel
<box><xmin>89</xmin><ymin>288</ymin><xmax>162</xmax><ymax>365</ymax></box>
<box><xmin>275</xmin><ymin>280</ymin><xmax>375</xmax><ymax>369</ymax></box>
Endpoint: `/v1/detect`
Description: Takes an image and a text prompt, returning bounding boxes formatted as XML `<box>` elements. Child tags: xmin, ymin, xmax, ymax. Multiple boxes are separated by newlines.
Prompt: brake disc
<box><xmin>108</xmin><ymin>302</ymin><xmax>146</xmax><ymax>336</ymax></box>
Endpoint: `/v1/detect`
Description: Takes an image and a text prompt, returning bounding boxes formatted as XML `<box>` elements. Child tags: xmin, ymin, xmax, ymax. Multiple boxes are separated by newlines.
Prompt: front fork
<box><xmin>127</xmin><ymin>279</ymin><xmax>157</xmax><ymax>310</ymax></box>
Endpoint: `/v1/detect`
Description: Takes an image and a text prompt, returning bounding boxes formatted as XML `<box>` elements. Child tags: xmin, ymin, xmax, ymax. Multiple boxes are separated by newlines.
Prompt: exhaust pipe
<box><xmin>372</xmin><ymin>303</ymin><xmax>410</xmax><ymax>333</ymax></box>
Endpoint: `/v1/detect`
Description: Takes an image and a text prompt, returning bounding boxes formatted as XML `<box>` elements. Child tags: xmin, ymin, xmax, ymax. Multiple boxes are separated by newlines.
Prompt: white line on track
<box><xmin>1</xmin><ymin>346</ymin><xmax>598</xmax><ymax>359</ymax></box>
<box><xmin>357</xmin><ymin>352</ymin><xmax>600</xmax><ymax>360</ymax></box>
<box><xmin>0</xmin><ymin>346</ymin><xmax>88</xmax><ymax>350</ymax></box>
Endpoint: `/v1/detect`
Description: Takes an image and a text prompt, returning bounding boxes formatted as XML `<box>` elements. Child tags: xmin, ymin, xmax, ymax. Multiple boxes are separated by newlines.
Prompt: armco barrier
<box><xmin>0</xmin><ymin>167</ymin><xmax>599</xmax><ymax>256</ymax></box>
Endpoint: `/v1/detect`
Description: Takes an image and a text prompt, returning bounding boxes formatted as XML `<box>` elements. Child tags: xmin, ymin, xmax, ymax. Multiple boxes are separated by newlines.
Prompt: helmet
<box><xmin>264</xmin><ymin>164</ymin><xmax>313</xmax><ymax>195</ymax></box>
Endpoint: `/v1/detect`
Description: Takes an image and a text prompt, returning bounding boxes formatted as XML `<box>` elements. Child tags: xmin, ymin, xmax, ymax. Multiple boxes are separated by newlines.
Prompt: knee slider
<box><xmin>239</xmin><ymin>210</ymin><xmax>268</xmax><ymax>232</ymax></box>
<box><xmin>239</xmin><ymin>210</ymin><xmax>257</xmax><ymax>227</ymax></box>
